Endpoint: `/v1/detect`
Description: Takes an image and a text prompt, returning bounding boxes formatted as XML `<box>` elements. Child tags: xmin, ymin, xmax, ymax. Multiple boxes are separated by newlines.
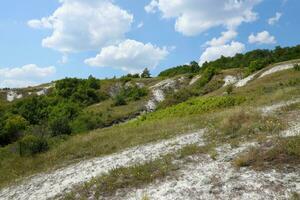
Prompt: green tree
<box><xmin>0</xmin><ymin>115</ymin><xmax>28</xmax><ymax>146</ymax></box>
<box><xmin>49</xmin><ymin>117</ymin><xmax>72</xmax><ymax>136</ymax></box>
<box><xmin>86</xmin><ymin>75</ymin><xmax>100</xmax><ymax>90</ymax></box>
<box><xmin>141</xmin><ymin>68</ymin><xmax>151</xmax><ymax>78</ymax></box>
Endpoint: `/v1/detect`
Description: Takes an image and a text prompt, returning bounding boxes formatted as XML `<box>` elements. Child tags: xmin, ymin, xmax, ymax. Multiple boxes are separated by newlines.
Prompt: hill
<box><xmin>0</xmin><ymin>45</ymin><xmax>300</xmax><ymax>199</ymax></box>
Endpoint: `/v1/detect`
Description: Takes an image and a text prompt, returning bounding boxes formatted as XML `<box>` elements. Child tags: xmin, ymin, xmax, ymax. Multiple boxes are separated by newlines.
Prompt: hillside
<box><xmin>0</xmin><ymin>47</ymin><xmax>300</xmax><ymax>199</ymax></box>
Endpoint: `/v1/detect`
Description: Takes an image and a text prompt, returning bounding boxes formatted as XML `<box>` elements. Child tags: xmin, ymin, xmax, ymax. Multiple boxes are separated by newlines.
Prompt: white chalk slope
<box><xmin>0</xmin><ymin>131</ymin><xmax>205</xmax><ymax>200</ymax></box>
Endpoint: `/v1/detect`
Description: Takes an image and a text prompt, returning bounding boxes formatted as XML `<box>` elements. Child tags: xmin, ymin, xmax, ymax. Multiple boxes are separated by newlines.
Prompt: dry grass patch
<box><xmin>233</xmin><ymin>136</ymin><xmax>300</xmax><ymax>170</ymax></box>
<box><xmin>206</xmin><ymin>108</ymin><xmax>284</xmax><ymax>145</ymax></box>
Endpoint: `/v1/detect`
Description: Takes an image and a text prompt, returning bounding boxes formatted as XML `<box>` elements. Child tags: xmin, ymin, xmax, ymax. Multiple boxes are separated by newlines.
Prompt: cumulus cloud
<box><xmin>0</xmin><ymin>64</ymin><xmax>56</xmax><ymax>88</ymax></box>
<box><xmin>85</xmin><ymin>39</ymin><xmax>169</xmax><ymax>73</ymax></box>
<box><xmin>268</xmin><ymin>12</ymin><xmax>282</xmax><ymax>25</ymax></box>
<box><xmin>199</xmin><ymin>41</ymin><xmax>245</xmax><ymax>65</ymax></box>
<box><xmin>145</xmin><ymin>0</ymin><xmax>261</xmax><ymax>36</ymax></box>
<box><xmin>248</xmin><ymin>31</ymin><xmax>276</xmax><ymax>44</ymax></box>
<box><xmin>28</xmin><ymin>0</ymin><xmax>133</xmax><ymax>53</ymax></box>
<box><xmin>205</xmin><ymin>30</ymin><xmax>238</xmax><ymax>47</ymax></box>
<box><xmin>199</xmin><ymin>29</ymin><xmax>244</xmax><ymax>65</ymax></box>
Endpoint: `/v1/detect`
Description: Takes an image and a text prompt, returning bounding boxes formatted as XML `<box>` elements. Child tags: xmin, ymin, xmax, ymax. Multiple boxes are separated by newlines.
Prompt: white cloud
<box><xmin>199</xmin><ymin>41</ymin><xmax>245</xmax><ymax>65</ymax></box>
<box><xmin>137</xmin><ymin>22</ymin><xmax>144</xmax><ymax>29</ymax></box>
<box><xmin>145</xmin><ymin>0</ymin><xmax>159</xmax><ymax>13</ymax></box>
<box><xmin>268</xmin><ymin>12</ymin><xmax>282</xmax><ymax>25</ymax></box>
<box><xmin>205</xmin><ymin>30</ymin><xmax>238</xmax><ymax>46</ymax></box>
<box><xmin>28</xmin><ymin>0</ymin><xmax>133</xmax><ymax>53</ymax></box>
<box><xmin>85</xmin><ymin>39</ymin><xmax>169</xmax><ymax>73</ymax></box>
<box><xmin>0</xmin><ymin>64</ymin><xmax>56</xmax><ymax>88</ymax></box>
<box><xmin>248</xmin><ymin>31</ymin><xmax>276</xmax><ymax>44</ymax></box>
<box><xmin>145</xmin><ymin>0</ymin><xmax>261</xmax><ymax>36</ymax></box>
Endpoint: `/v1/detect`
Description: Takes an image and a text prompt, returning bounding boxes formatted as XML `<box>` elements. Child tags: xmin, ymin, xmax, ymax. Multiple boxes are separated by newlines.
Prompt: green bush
<box><xmin>113</xmin><ymin>94</ymin><xmax>127</xmax><ymax>106</ymax></box>
<box><xmin>124</xmin><ymin>86</ymin><xmax>148</xmax><ymax>101</ymax></box>
<box><xmin>202</xmin><ymin>78</ymin><xmax>224</xmax><ymax>94</ymax></box>
<box><xmin>18</xmin><ymin>135</ymin><xmax>49</xmax><ymax>156</ymax></box>
<box><xmin>158</xmin><ymin>89</ymin><xmax>196</xmax><ymax>109</ymax></box>
<box><xmin>49</xmin><ymin>117</ymin><xmax>72</xmax><ymax>136</ymax></box>
<box><xmin>0</xmin><ymin>115</ymin><xmax>28</xmax><ymax>146</ymax></box>
<box><xmin>294</xmin><ymin>64</ymin><xmax>300</xmax><ymax>71</ymax></box>
<box><xmin>226</xmin><ymin>84</ymin><xmax>234</xmax><ymax>95</ymax></box>
<box><xmin>196</xmin><ymin>67</ymin><xmax>216</xmax><ymax>88</ymax></box>
<box><xmin>71</xmin><ymin>112</ymin><xmax>105</xmax><ymax>133</ymax></box>
<box><xmin>159</xmin><ymin>61</ymin><xmax>200</xmax><ymax>77</ymax></box>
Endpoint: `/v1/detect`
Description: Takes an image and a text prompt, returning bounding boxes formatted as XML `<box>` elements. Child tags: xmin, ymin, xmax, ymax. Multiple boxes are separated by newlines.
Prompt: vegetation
<box><xmin>0</xmin><ymin>45</ymin><xmax>299</xmax><ymax>189</ymax></box>
<box><xmin>201</xmin><ymin>45</ymin><xmax>300</xmax><ymax>74</ymax></box>
<box><xmin>141</xmin><ymin>68</ymin><xmax>151</xmax><ymax>78</ymax></box>
<box><xmin>233</xmin><ymin>136</ymin><xmax>300</xmax><ymax>170</ymax></box>
<box><xmin>159</xmin><ymin>61</ymin><xmax>200</xmax><ymax>77</ymax></box>
<box><xmin>18</xmin><ymin>135</ymin><xmax>49</xmax><ymax>156</ymax></box>
<box><xmin>144</xmin><ymin>96</ymin><xmax>246</xmax><ymax>121</ymax></box>
<box><xmin>294</xmin><ymin>64</ymin><xmax>300</xmax><ymax>71</ymax></box>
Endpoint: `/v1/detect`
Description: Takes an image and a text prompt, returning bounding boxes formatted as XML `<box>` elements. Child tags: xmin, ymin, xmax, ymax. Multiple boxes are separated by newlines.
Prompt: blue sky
<box><xmin>0</xmin><ymin>0</ymin><xmax>299</xmax><ymax>88</ymax></box>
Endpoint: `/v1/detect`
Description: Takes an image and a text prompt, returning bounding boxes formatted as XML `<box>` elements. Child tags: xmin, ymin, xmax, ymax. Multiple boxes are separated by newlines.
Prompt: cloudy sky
<box><xmin>0</xmin><ymin>0</ymin><xmax>299</xmax><ymax>88</ymax></box>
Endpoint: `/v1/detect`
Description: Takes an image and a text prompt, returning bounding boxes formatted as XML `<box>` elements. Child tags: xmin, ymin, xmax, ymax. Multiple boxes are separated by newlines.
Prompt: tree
<box><xmin>49</xmin><ymin>117</ymin><xmax>72</xmax><ymax>136</ymax></box>
<box><xmin>141</xmin><ymin>68</ymin><xmax>151</xmax><ymax>78</ymax></box>
<box><xmin>86</xmin><ymin>75</ymin><xmax>100</xmax><ymax>90</ymax></box>
<box><xmin>0</xmin><ymin>115</ymin><xmax>28</xmax><ymax>146</ymax></box>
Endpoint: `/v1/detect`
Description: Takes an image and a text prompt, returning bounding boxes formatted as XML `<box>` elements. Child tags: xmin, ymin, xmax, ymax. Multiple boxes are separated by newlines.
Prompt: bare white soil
<box><xmin>259</xmin><ymin>63</ymin><xmax>296</xmax><ymax>79</ymax></box>
<box><xmin>0</xmin><ymin>131</ymin><xmax>205</xmax><ymax>200</ymax></box>
<box><xmin>189</xmin><ymin>75</ymin><xmax>201</xmax><ymax>85</ymax></box>
<box><xmin>223</xmin><ymin>75</ymin><xmax>238</xmax><ymax>87</ymax></box>
<box><xmin>6</xmin><ymin>91</ymin><xmax>23</xmax><ymax>102</ymax></box>
<box><xmin>235</xmin><ymin>72</ymin><xmax>259</xmax><ymax>88</ymax></box>
<box><xmin>260</xmin><ymin>98</ymin><xmax>300</xmax><ymax>115</ymax></box>
<box><xmin>146</xmin><ymin>79</ymin><xmax>177</xmax><ymax>111</ymax></box>
<box><xmin>121</xmin><ymin>143</ymin><xmax>299</xmax><ymax>200</ymax></box>
<box><xmin>281</xmin><ymin>122</ymin><xmax>300</xmax><ymax>137</ymax></box>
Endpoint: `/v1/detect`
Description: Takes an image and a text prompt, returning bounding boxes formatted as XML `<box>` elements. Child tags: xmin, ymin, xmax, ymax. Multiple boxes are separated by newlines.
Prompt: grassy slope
<box><xmin>0</xmin><ymin>67</ymin><xmax>299</xmax><ymax>188</ymax></box>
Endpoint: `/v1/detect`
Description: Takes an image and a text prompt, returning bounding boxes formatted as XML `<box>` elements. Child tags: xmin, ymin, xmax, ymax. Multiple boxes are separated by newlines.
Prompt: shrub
<box><xmin>113</xmin><ymin>94</ymin><xmax>127</xmax><ymax>106</ymax></box>
<box><xmin>158</xmin><ymin>89</ymin><xmax>196</xmax><ymax>109</ymax></box>
<box><xmin>226</xmin><ymin>84</ymin><xmax>234</xmax><ymax>95</ymax></box>
<box><xmin>0</xmin><ymin>115</ymin><xmax>28</xmax><ymax>146</ymax></box>
<box><xmin>49</xmin><ymin>117</ymin><xmax>72</xmax><ymax>136</ymax></box>
<box><xmin>196</xmin><ymin>67</ymin><xmax>216</xmax><ymax>88</ymax></box>
<box><xmin>158</xmin><ymin>61</ymin><xmax>200</xmax><ymax>77</ymax></box>
<box><xmin>124</xmin><ymin>86</ymin><xmax>148</xmax><ymax>101</ymax></box>
<box><xmin>294</xmin><ymin>64</ymin><xmax>300</xmax><ymax>71</ymax></box>
<box><xmin>201</xmin><ymin>78</ymin><xmax>224</xmax><ymax>94</ymax></box>
<box><xmin>71</xmin><ymin>112</ymin><xmax>105</xmax><ymax>134</ymax></box>
<box><xmin>18</xmin><ymin>135</ymin><xmax>49</xmax><ymax>156</ymax></box>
